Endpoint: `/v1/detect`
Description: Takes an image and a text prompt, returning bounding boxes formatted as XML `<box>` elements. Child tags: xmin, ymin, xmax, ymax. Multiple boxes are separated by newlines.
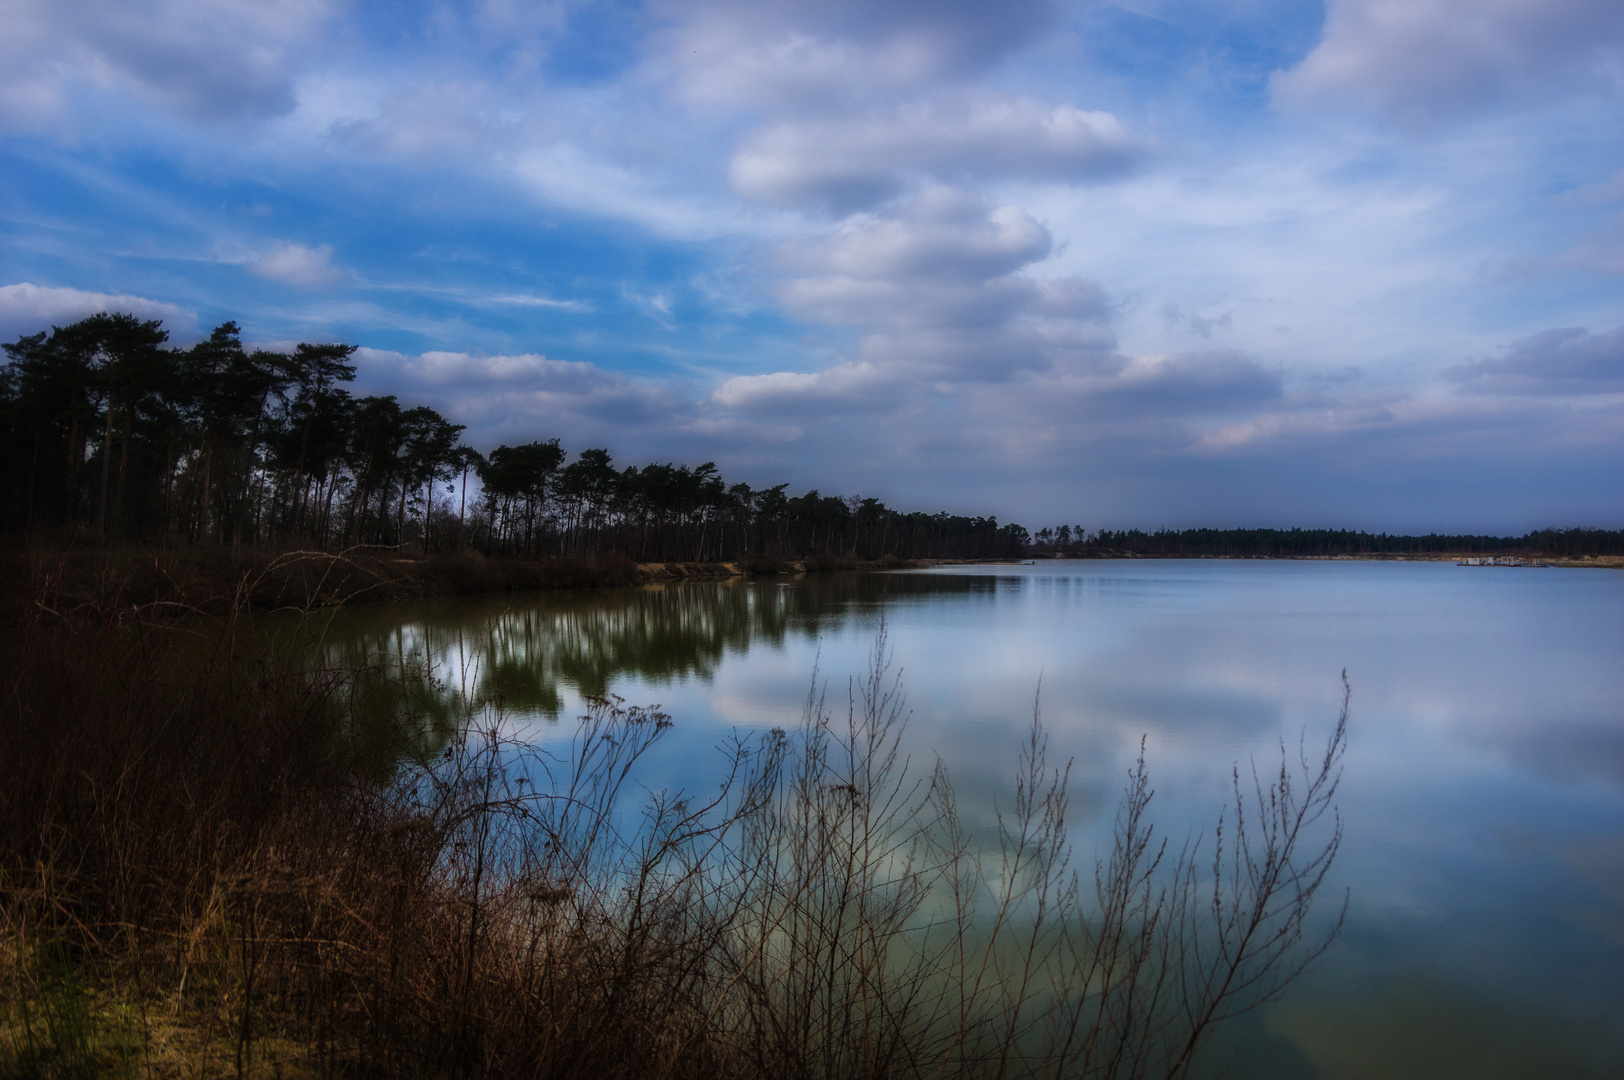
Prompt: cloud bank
<box><xmin>1446</xmin><ymin>325</ymin><xmax>1624</xmax><ymax>395</ymax></box>
<box><xmin>0</xmin><ymin>283</ymin><xmax>195</xmax><ymax>341</ymax></box>
<box><xmin>1274</xmin><ymin>0</ymin><xmax>1624</xmax><ymax>126</ymax></box>
<box><xmin>0</xmin><ymin>0</ymin><xmax>1620</xmax><ymax>530</ymax></box>
<box><xmin>0</xmin><ymin>0</ymin><xmax>334</xmax><ymax>128</ymax></box>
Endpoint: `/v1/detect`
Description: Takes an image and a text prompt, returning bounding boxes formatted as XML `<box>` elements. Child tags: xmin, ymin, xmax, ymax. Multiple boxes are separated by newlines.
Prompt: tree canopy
<box><xmin>0</xmin><ymin>313</ymin><xmax>1028</xmax><ymax>561</ymax></box>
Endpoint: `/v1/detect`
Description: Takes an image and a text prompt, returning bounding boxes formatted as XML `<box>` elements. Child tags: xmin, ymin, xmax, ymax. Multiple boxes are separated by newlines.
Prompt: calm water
<box><xmin>312</xmin><ymin>561</ymin><xmax>1624</xmax><ymax>1079</ymax></box>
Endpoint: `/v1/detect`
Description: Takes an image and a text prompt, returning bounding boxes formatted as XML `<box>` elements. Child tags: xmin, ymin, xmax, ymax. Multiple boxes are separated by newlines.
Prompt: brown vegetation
<box><xmin>0</xmin><ymin>544</ymin><xmax>935</xmax><ymax>619</ymax></box>
<box><xmin>1</xmin><ymin>580</ymin><xmax>1348</xmax><ymax>1079</ymax></box>
<box><xmin>0</xmin><ymin>544</ymin><xmax>645</xmax><ymax>616</ymax></box>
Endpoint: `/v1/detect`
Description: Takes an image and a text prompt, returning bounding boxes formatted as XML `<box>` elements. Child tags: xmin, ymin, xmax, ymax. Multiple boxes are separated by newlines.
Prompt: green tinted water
<box><xmin>302</xmin><ymin>562</ymin><xmax>1624</xmax><ymax>1078</ymax></box>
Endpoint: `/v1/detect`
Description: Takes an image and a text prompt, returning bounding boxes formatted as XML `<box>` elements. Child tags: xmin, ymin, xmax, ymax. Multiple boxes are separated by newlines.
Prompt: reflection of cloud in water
<box><xmin>302</xmin><ymin>561</ymin><xmax>1624</xmax><ymax>1075</ymax></box>
<box><xmin>1501</xmin><ymin>829</ymin><xmax>1624</xmax><ymax>950</ymax></box>
<box><xmin>1557</xmin><ymin>834</ymin><xmax>1624</xmax><ymax>948</ymax></box>
<box><xmin>1497</xmin><ymin>716</ymin><xmax>1624</xmax><ymax>786</ymax></box>
<box><xmin>1269</xmin><ymin>977</ymin><xmax>1614</xmax><ymax>1080</ymax></box>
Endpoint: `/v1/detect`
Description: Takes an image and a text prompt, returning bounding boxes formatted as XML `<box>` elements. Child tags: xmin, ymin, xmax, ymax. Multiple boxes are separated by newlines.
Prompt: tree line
<box><xmin>0</xmin><ymin>313</ymin><xmax>1028</xmax><ymax>561</ymax></box>
<box><xmin>1029</xmin><ymin>525</ymin><xmax>1624</xmax><ymax>558</ymax></box>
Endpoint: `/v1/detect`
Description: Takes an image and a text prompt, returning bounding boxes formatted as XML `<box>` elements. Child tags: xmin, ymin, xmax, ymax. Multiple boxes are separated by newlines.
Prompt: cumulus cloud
<box><xmin>1445</xmin><ymin>325</ymin><xmax>1624</xmax><ymax>395</ymax></box>
<box><xmin>1274</xmin><ymin>0</ymin><xmax>1624</xmax><ymax>128</ymax></box>
<box><xmin>731</xmin><ymin>96</ymin><xmax>1149</xmax><ymax>212</ymax></box>
<box><xmin>658</xmin><ymin>0</ymin><xmax>1059</xmax><ymax>110</ymax></box>
<box><xmin>248</xmin><ymin>243</ymin><xmax>346</xmax><ymax>288</ymax></box>
<box><xmin>324</xmin><ymin>330</ymin><xmax>1622</xmax><ymax>534</ymax></box>
<box><xmin>0</xmin><ymin>282</ymin><xmax>194</xmax><ymax>341</ymax></box>
<box><xmin>712</xmin><ymin>361</ymin><xmax>901</xmax><ymax>417</ymax></box>
<box><xmin>0</xmin><ymin>0</ymin><xmax>334</xmax><ymax>128</ymax></box>
<box><xmin>730</xmin><ymin>188</ymin><xmax>1121</xmax><ymax>401</ymax></box>
<box><xmin>706</xmin><ymin>189</ymin><xmax>1289</xmax><ymax>434</ymax></box>
<box><xmin>778</xmin><ymin>188</ymin><xmax>1051</xmax><ymax>309</ymax></box>
<box><xmin>652</xmin><ymin>0</ymin><xmax>1142</xmax><ymax>218</ymax></box>
<box><xmin>349</xmin><ymin>346</ymin><xmax>802</xmax><ymax>456</ymax></box>
<box><xmin>354</xmin><ymin>346</ymin><xmax>686</xmax><ymax>439</ymax></box>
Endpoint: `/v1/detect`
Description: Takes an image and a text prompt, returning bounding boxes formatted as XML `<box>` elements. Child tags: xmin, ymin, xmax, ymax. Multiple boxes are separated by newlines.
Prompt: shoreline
<box><xmin>7</xmin><ymin>545</ymin><xmax>1619</xmax><ymax>620</ymax></box>
<box><xmin>1016</xmin><ymin>552</ymin><xmax>1624</xmax><ymax>568</ymax></box>
<box><xmin>0</xmin><ymin>545</ymin><xmax>956</xmax><ymax>616</ymax></box>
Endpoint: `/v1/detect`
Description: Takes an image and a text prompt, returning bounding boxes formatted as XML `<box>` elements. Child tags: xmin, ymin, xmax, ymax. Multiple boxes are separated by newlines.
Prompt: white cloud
<box><xmin>711</xmin><ymin>361</ymin><xmax>899</xmax><ymax>416</ymax></box>
<box><xmin>0</xmin><ymin>0</ymin><xmax>335</xmax><ymax>128</ymax></box>
<box><xmin>3</xmin><ymin>0</ymin><xmax>1618</xmax><ymax>530</ymax></box>
<box><xmin>487</xmin><ymin>294</ymin><xmax>588</xmax><ymax>312</ymax></box>
<box><xmin>695</xmin><ymin>189</ymin><xmax>1136</xmax><ymax>424</ymax></box>
<box><xmin>782</xmin><ymin>188</ymin><xmax>1051</xmax><ymax>291</ymax></box>
<box><xmin>709</xmin><ymin>190</ymin><xmax>1290</xmax><ymax>430</ymax></box>
<box><xmin>656</xmin><ymin>0</ymin><xmax>1058</xmax><ymax>110</ymax></box>
<box><xmin>1274</xmin><ymin>0</ymin><xmax>1624</xmax><ymax>127</ymax></box>
<box><xmin>508</xmin><ymin>143</ymin><xmax>748</xmax><ymax>241</ymax></box>
<box><xmin>352</xmin><ymin>346</ymin><xmax>677</xmax><ymax>440</ymax></box>
<box><xmin>0</xmin><ymin>282</ymin><xmax>194</xmax><ymax>341</ymax></box>
<box><xmin>731</xmin><ymin>95</ymin><xmax>1148</xmax><ymax>212</ymax></box>
<box><xmin>345</xmin><ymin>345</ymin><xmax>812</xmax><ymax>461</ymax></box>
<box><xmin>249</xmin><ymin>243</ymin><xmax>346</xmax><ymax>288</ymax></box>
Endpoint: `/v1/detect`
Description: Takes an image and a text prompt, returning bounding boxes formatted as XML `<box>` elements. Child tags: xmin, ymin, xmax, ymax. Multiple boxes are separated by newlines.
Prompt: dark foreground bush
<box><xmin>0</xmin><ymin>590</ymin><xmax>1347</xmax><ymax>1079</ymax></box>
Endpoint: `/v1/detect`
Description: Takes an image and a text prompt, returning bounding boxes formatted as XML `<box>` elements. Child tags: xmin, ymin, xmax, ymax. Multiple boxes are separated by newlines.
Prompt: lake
<box><xmin>311</xmin><ymin>560</ymin><xmax>1624</xmax><ymax>1079</ymax></box>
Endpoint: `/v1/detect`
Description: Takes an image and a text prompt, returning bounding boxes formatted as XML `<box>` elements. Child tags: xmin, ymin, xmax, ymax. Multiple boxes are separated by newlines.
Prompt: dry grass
<box><xmin>0</xmin><ymin>576</ymin><xmax>1347</xmax><ymax>1080</ymax></box>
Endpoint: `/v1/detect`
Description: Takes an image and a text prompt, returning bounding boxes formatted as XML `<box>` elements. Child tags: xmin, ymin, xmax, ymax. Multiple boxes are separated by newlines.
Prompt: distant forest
<box><xmin>5</xmin><ymin>313</ymin><xmax>1616</xmax><ymax>567</ymax></box>
<box><xmin>0</xmin><ymin>314</ymin><xmax>1027</xmax><ymax>561</ymax></box>
<box><xmin>1028</xmin><ymin>525</ymin><xmax>1624</xmax><ymax>558</ymax></box>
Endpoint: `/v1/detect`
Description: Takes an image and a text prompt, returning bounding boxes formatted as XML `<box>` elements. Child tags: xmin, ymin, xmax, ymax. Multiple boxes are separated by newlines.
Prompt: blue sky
<box><xmin>2</xmin><ymin>0</ymin><xmax>1621</xmax><ymax>531</ymax></box>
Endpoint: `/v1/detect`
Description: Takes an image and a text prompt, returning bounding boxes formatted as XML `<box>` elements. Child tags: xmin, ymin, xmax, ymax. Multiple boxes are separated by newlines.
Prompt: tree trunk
<box><xmin>114</xmin><ymin>401</ymin><xmax>132</xmax><ymax>540</ymax></box>
<box><xmin>97</xmin><ymin>389</ymin><xmax>113</xmax><ymax>543</ymax></box>
<box><xmin>458</xmin><ymin>464</ymin><xmax>469</xmax><ymax>550</ymax></box>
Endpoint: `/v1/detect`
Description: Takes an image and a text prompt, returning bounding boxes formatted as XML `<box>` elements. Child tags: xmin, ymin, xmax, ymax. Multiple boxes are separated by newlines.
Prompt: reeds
<box><xmin>1</xmin><ymin>583</ymin><xmax>1346</xmax><ymax>1079</ymax></box>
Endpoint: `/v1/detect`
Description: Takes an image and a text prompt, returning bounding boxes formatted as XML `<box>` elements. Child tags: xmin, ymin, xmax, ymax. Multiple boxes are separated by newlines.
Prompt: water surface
<box><xmin>313</xmin><ymin>560</ymin><xmax>1624</xmax><ymax>1079</ymax></box>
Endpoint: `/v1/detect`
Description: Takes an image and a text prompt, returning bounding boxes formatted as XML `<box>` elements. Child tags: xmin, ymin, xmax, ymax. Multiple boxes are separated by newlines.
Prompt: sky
<box><xmin>1</xmin><ymin>0</ymin><xmax>1621</xmax><ymax>532</ymax></box>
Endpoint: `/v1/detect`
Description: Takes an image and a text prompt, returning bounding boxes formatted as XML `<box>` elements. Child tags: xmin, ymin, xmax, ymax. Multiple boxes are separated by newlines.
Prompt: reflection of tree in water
<box><xmin>316</xmin><ymin>572</ymin><xmax>995</xmax><ymax>719</ymax></box>
<box><xmin>227</xmin><ymin>611</ymin><xmax>471</xmax><ymax>774</ymax></box>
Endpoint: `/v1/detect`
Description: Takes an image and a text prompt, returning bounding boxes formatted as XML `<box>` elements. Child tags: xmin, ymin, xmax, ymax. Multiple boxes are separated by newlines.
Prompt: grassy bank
<box><xmin>1</xmin><ymin>582</ymin><xmax>1347</xmax><ymax>1079</ymax></box>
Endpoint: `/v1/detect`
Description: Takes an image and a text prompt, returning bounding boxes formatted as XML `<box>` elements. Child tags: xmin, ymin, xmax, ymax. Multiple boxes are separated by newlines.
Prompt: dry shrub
<box><xmin>1</xmin><ymin>584</ymin><xmax>1347</xmax><ymax>1079</ymax></box>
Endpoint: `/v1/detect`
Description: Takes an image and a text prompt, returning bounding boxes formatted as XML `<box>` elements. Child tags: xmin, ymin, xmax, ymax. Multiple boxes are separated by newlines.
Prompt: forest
<box><xmin>7</xmin><ymin>311</ymin><xmax>1616</xmax><ymax>568</ymax></box>
<box><xmin>1029</xmin><ymin>525</ymin><xmax>1624</xmax><ymax>558</ymax></box>
<box><xmin>0</xmin><ymin>314</ymin><xmax>1028</xmax><ymax>562</ymax></box>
